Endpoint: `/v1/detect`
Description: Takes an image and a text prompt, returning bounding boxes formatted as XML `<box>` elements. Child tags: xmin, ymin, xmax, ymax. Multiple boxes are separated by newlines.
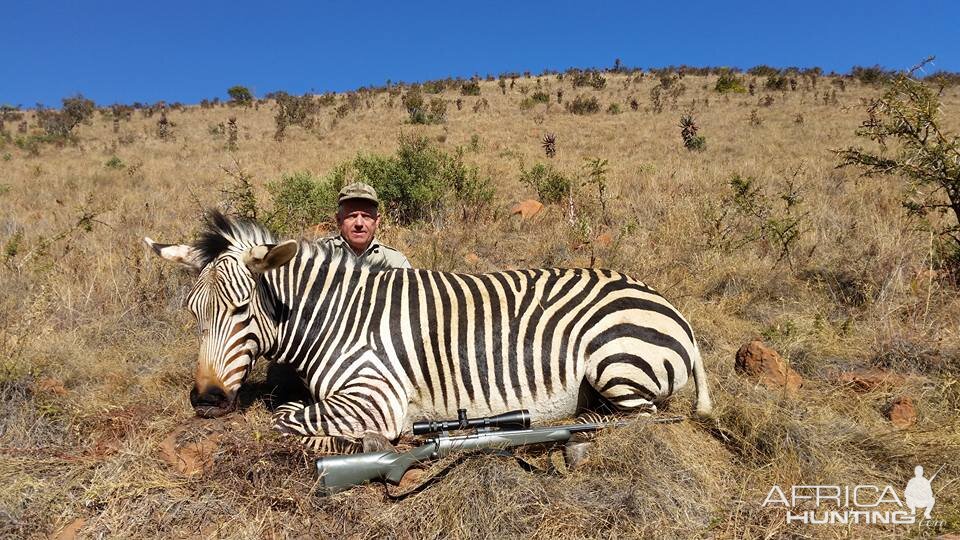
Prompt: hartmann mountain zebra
<box><xmin>145</xmin><ymin>212</ymin><xmax>711</xmax><ymax>452</ymax></box>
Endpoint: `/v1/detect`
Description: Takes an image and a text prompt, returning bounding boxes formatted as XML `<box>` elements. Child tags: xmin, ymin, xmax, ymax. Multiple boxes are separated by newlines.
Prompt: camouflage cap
<box><xmin>337</xmin><ymin>182</ymin><xmax>379</xmax><ymax>205</ymax></box>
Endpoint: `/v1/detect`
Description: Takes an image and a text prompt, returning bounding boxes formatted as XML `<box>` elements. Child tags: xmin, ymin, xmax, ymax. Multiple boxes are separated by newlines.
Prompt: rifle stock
<box><xmin>316</xmin><ymin>427</ymin><xmax>577</xmax><ymax>495</ymax></box>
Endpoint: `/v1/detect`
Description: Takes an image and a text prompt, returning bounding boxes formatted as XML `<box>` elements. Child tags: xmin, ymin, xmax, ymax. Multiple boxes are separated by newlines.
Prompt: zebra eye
<box><xmin>231</xmin><ymin>301</ymin><xmax>250</xmax><ymax>315</ymax></box>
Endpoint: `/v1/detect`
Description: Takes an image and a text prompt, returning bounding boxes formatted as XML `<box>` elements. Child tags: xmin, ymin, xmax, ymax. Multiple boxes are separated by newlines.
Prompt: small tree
<box><xmin>227</xmin><ymin>85</ymin><xmax>254</xmax><ymax>107</ymax></box>
<box><xmin>838</xmin><ymin>63</ymin><xmax>960</xmax><ymax>270</ymax></box>
<box><xmin>37</xmin><ymin>94</ymin><xmax>95</xmax><ymax>138</ymax></box>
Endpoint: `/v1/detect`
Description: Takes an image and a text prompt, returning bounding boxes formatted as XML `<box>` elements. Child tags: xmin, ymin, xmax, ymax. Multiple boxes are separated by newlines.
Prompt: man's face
<box><xmin>336</xmin><ymin>199</ymin><xmax>381</xmax><ymax>254</ymax></box>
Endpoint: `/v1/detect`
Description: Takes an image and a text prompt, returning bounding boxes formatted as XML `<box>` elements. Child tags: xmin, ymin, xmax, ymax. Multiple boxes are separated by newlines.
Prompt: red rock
<box><xmin>511</xmin><ymin>199</ymin><xmax>543</xmax><ymax>220</ymax></box>
<box><xmin>887</xmin><ymin>396</ymin><xmax>917</xmax><ymax>428</ymax></box>
<box><xmin>464</xmin><ymin>253</ymin><xmax>481</xmax><ymax>265</ymax></box>
<box><xmin>734</xmin><ymin>339</ymin><xmax>802</xmax><ymax>393</ymax></box>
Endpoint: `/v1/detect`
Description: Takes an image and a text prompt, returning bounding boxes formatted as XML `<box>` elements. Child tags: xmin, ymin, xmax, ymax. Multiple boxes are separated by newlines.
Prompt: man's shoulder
<box><xmin>374</xmin><ymin>242</ymin><xmax>405</xmax><ymax>255</ymax></box>
<box><xmin>320</xmin><ymin>235</ymin><xmax>347</xmax><ymax>247</ymax></box>
<box><xmin>369</xmin><ymin>241</ymin><xmax>411</xmax><ymax>268</ymax></box>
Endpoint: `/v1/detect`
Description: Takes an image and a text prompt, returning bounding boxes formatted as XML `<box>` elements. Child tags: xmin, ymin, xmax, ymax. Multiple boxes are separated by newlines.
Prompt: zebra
<box><xmin>145</xmin><ymin>211</ymin><xmax>712</xmax><ymax>452</ymax></box>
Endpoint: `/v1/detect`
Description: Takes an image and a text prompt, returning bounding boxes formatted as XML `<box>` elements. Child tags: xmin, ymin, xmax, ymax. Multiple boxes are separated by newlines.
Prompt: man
<box><xmin>324</xmin><ymin>182</ymin><xmax>411</xmax><ymax>269</ymax></box>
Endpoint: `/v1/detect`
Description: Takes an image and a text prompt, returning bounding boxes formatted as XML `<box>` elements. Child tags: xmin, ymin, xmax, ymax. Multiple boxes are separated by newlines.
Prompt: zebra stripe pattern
<box><xmin>147</xmin><ymin>212</ymin><xmax>712</xmax><ymax>452</ymax></box>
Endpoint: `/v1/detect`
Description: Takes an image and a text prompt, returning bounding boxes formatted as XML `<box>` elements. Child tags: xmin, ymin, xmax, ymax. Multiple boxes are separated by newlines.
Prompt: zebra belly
<box><xmin>403</xmin><ymin>386</ymin><xmax>582</xmax><ymax>432</ymax></box>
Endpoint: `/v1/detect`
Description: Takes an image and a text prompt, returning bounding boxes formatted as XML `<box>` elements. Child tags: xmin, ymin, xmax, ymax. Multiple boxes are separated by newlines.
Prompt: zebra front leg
<box><xmin>272</xmin><ymin>389</ymin><xmax>407</xmax><ymax>453</ymax></box>
<box><xmin>273</xmin><ymin>402</ymin><xmax>359</xmax><ymax>453</ymax></box>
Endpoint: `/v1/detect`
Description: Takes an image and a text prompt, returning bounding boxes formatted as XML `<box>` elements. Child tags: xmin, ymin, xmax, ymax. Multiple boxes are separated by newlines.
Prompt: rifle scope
<box><xmin>412</xmin><ymin>408</ymin><xmax>531</xmax><ymax>435</ymax></box>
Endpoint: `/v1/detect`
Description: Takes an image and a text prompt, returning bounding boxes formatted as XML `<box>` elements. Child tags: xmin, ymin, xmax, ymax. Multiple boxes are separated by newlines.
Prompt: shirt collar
<box><xmin>336</xmin><ymin>234</ymin><xmax>380</xmax><ymax>257</ymax></box>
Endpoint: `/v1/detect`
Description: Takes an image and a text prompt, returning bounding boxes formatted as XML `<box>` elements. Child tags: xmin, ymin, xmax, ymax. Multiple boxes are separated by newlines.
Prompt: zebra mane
<box><xmin>193</xmin><ymin>210</ymin><xmax>278</xmax><ymax>267</ymax></box>
<box><xmin>193</xmin><ymin>210</ymin><xmax>383</xmax><ymax>272</ymax></box>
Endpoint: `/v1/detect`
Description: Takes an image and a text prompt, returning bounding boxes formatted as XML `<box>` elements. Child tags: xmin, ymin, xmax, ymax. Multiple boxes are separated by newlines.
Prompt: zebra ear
<box><xmin>243</xmin><ymin>240</ymin><xmax>298</xmax><ymax>274</ymax></box>
<box><xmin>143</xmin><ymin>237</ymin><xmax>202</xmax><ymax>271</ymax></box>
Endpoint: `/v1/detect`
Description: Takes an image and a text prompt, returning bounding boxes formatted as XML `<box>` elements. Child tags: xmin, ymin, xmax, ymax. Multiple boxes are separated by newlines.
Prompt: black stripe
<box><xmin>595</xmin><ymin>353</ymin><xmax>661</xmax><ymax>391</ymax></box>
<box><xmin>422</xmin><ymin>270</ymin><xmax>450</xmax><ymax>410</ymax></box>
<box><xmin>586</xmin><ymin>323</ymin><xmax>691</xmax><ymax>374</ymax></box>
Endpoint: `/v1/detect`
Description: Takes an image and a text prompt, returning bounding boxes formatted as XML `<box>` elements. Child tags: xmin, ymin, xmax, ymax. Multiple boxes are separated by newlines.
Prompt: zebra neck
<box><xmin>265</xmin><ymin>256</ymin><xmax>382</xmax><ymax>369</ymax></box>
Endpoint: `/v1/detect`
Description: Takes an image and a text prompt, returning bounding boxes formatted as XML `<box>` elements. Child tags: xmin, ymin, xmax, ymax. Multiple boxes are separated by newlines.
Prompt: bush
<box><xmin>461</xmin><ymin>80</ymin><xmax>481</xmax><ymax>96</ymax></box>
<box><xmin>851</xmin><ymin>65</ymin><xmax>896</xmax><ymax>85</ymax></box>
<box><xmin>36</xmin><ymin>94</ymin><xmax>95</xmax><ymax>139</ymax></box>
<box><xmin>530</xmin><ymin>91</ymin><xmax>549</xmax><ymax>104</ymax></box>
<box><xmin>274</xmin><ymin>92</ymin><xmax>318</xmax><ymax>140</ymax></box>
<box><xmin>747</xmin><ymin>65</ymin><xmax>780</xmax><ymax>77</ymax></box>
<box><xmin>838</xmin><ymin>71</ymin><xmax>960</xmax><ymax>276</ymax></box>
<box><xmin>926</xmin><ymin>71</ymin><xmax>960</xmax><ymax>87</ymax></box>
<box><xmin>267</xmin><ymin>169</ymin><xmax>345</xmax><ymax>235</ymax></box>
<box><xmin>566</xmin><ymin>95</ymin><xmax>600</xmax><ymax>115</ymax></box>
<box><xmin>353</xmin><ymin>134</ymin><xmax>494</xmax><ymax>223</ymax></box>
<box><xmin>227</xmin><ymin>85</ymin><xmax>254</xmax><ymax>107</ymax></box>
<box><xmin>680</xmin><ymin>115</ymin><xmax>706</xmax><ymax>151</ymax></box>
<box><xmin>445</xmin><ymin>147</ymin><xmax>496</xmax><ymax>221</ymax></box>
<box><xmin>403</xmin><ymin>89</ymin><xmax>446</xmax><ymax>124</ymax></box>
<box><xmin>765</xmin><ymin>75</ymin><xmax>789</xmax><ymax>91</ymax></box>
<box><xmin>606</xmin><ymin>103</ymin><xmax>621</xmax><ymax>115</ymax></box>
<box><xmin>105</xmin><ymin>156</ymin><xmax>125</xmax><ymax>170</ymax></box>
<box><xmin>715</xmin><ymin>73</ymin><xmax>746</xmax><ymax>94</ymax></box>
<box><xmin>422</xmin><ymin>80</ymin><xmax>446</xmax><ymax>94</ymax></box>
<box><xmin>571</xmin><ymin>71</ymin><xmax>607</xmax><ymax>89</ymax></box>
<box><xmin>520</xmin><ymin>163</ymin><xmax>571</xmax><ymax>204</ymax></box>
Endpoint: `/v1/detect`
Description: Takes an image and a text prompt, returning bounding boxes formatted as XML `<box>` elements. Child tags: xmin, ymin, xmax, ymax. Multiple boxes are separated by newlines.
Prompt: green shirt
<box><xmin>322</xmin><ymin>235</ymin><xmax>412</xmax><ymax>269</ymax></box>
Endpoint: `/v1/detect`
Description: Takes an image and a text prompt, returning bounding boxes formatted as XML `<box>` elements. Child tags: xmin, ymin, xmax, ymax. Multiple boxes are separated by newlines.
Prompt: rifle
<box><xmin>315</xmin><ymin>408</ymin><xmax>681</xmax><ymax>496</ymax></box>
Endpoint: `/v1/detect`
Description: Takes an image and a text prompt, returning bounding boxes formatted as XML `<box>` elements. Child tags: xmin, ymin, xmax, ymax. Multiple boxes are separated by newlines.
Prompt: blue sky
<box><xmin>1</xmin><ymin>0</ymin><xmax>956</xmax><ymax>107</ymax></box>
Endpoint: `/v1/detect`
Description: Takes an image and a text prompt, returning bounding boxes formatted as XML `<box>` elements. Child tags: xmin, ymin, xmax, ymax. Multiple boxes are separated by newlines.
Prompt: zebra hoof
<box><xmin>362</xmin><ymin>432</ymin><xmax>396</xmax><ymax>453</ymax></box>
<box><xmin>564</xmin><ymin>441</ymin><xmax>593</xmax><ymax>469</ymax></box>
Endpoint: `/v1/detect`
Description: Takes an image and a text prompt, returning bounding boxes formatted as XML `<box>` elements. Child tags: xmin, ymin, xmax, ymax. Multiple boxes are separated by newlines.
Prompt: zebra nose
<box><xmin>190</xmin><ymin>385</ymin><xmax>233</xmax><ymax>418</ymax></box>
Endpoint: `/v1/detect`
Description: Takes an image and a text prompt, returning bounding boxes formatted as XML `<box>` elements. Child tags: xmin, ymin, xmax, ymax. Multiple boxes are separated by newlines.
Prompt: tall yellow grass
<box><xmin>2</xmin><ymin>72</ymin><xmax>959</xmax><ymax>538</ymax></box>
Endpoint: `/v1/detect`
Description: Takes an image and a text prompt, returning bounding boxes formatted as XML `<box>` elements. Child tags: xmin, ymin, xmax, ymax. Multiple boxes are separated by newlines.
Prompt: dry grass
<box><xmin>2</xmin><ymin>72</ymin><xmax>960</xmax><ymax>538</ymax></box>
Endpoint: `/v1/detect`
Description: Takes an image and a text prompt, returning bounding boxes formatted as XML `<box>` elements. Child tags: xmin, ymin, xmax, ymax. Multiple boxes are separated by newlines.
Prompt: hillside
<box><xmin>2</xmin><ymin>69</ymin><xmax>960</xmax><ymax>538</ymax></box>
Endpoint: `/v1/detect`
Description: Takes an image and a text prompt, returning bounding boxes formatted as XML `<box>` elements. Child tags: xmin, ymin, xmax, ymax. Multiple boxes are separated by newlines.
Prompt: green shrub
<box><xmin>267</xmin><ymin>168</ymin><xmax>345</xmax><ymax>235</ymax></box>
<box><xmin>105</xmin><ymin>156</ymin><xmax>125</xmax><ymax>170</ymax></box>
<box><xmin>747</xmin><ymin>65</ymin><xmax>780</xmax><ymax>77</ymax></box>
<box><xmin>445</xmin><ymin>147</ymin><xmax>495</xmax><ymax>221</ymax></box>
<box><xmin>403</xmin><ymin>89</ymin><xmax>446</xmax><ymax>124</ymax></box>
<box><xmin>353</xmin><ymin>134</ymin><xmax>491</xmax><ymax>222</ymax></box>
<box><xmin>680</xmin><ymin>115</ymin><xmax>706</xmax><ymax>151</ymax></box>
<box><xmin>422</xmin><ymin>80</ymin><xmax>446</xmax><ymax>94</ymax></box>
<box><xmin>566</xmin><ymin>95</ymin><xmax>600</xmax><ymax>115</ymax></box>
<box><xmin>715</xmin><ymin>73</ymin><xmax>746</xmax><ymax>94</ymax></box>
<box><xmin>266</xmin><ymin>136</ymin><xmax>496</xmax><ymax>226</ymax></box>
<box><xmin>227</xmin><ymin>85</ymin><xmax>254</xmax><ymax>107</ymax></box>
<box><xmin>851</xmin><ymin>65</ymin><xmax>896</xmax><ymax>85</ymax></box>
<box><xmin>839</xmin><ymin>69</ymin><xmax>960</xmax><ymax>276</ymax></box>
<box><xmin>428</xmin><ymin>97</ymin><xmax>447</xmax><ymax>123</ymax></box>
<box><xmin>36</xmin><ymin>94</ymin><xmax>95</xmax><ymax>139</ymax></box>
<box><xmin>274</xmin><ymin>92</ymin><xmax>319</xmax><ymax>140</ymax></box>
<box><xmin>317</xmin><ymin>93</ymin><xmax>337</xmax><ymax>107</ymax></box>
<box><xmin>571</xmin><ymin>71</ymin><xmax>606</xmax><ymax>89</ymax></box>
<box><xmin>520</xmin><ymin>162</ymin><xmax>571</xmax><ymax>204</ymax></box>
<box><xmin>461</xmin><ymin>80</ymin><xmax>481</xmax><ymax>96</ymax></box>
<box><xmin>765</xmin><ymin>75</ymin><xmax>789</xmax><ymax>91</ymax></box>
<box><xmin>606</xmin><ymin>103</ymin><xmax>621</xmax><ymax>115</ymax></box>
<box><xmin>354</xmin><ymin>136</ymin><xmax>446</xmax><ymax>221</ymax></box>
<box><xmin>531</xmin><ymin>91</ymin><xmax>549</xmax><ymax>104</ymax></box>
<box><xmin>703</xmin><ymin>173</ymin><xmax>807</xmax><ymax>263</ymax></box>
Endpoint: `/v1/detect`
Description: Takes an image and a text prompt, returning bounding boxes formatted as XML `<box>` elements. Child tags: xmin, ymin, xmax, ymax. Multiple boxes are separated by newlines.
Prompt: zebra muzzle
<box><xmin>190</xmin><ymin>385</ymin><xmax>235</xmax><ymax>418</ymax></box>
